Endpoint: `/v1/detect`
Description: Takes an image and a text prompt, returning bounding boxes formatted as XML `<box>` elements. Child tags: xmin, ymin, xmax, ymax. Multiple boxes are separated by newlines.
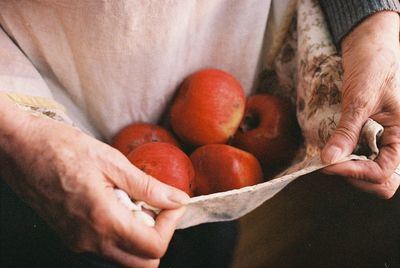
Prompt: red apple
<box><xmin>111</xmin><ymin>122</ymin><xmax>180</xmax><ymax>155</ymax></box>
<box><xmin>170</xmin><ymin>69</ymin><xmax>246</xmax><ymax>147</ymax></box>
<box><xmin>190</xmin><ymin>144</ymin><xmax>263</xmax><ymax>195</ymax></box>
<box><xmin>231</xmin><ymin>94</ymin><xmax>300</xmax><ymax>171</ymax></box>
<box><xmin>127</xmin><ymin>142</ymin><xmax>195</xmax><ymax>196</ymax></box>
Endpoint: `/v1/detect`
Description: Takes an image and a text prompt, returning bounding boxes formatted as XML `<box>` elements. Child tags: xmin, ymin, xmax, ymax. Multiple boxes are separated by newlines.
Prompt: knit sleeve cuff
<box><xmin>319</xmin><ymin>0</ymin><xmax>400</xmax><ymax>48</ymax></box>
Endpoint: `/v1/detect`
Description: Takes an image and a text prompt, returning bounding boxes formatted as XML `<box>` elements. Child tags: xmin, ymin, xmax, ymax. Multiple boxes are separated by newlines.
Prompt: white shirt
<box><xmin>0</xmin><ymin>0</ymin><xmax>293</xmax><ymax>140</ymax></box>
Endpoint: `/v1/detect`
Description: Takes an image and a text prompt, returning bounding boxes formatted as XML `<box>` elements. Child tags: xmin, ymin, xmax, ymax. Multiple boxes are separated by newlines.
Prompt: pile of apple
<box><xmin>111</xmin><ymin>69</ymin><xmax>300</xmax><ymax>197</ymax></box>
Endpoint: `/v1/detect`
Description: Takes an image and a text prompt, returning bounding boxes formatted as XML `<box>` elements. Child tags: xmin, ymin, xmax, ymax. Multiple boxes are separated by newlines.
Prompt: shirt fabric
<box><xmin>0</xmin><ymin>0</ymin><xmax>274</xmax><ymax>140</ymax></box>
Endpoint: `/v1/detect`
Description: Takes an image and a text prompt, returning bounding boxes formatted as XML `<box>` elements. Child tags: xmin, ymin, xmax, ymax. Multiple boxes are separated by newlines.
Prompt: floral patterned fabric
<box><xmin>296</xmin><ymin>0</ymin><xmax>343</xmax><ymax>157</ymax></box>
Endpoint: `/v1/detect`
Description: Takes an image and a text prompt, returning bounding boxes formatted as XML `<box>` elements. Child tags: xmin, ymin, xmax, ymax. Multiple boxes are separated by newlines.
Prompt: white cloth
<box><xmin>0</xmin><ymin>0</ymin><xmax>284</xmax><ymax>141</ymax></box>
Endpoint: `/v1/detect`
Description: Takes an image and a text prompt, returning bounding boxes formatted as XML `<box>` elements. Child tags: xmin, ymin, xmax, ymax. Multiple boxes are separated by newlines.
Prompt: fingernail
<box><xmin>322</xmin><ymin>145</ymin><xmax>343</xmax><ymax>164</ymax></box>
<box><xmin>168</xmin><ymin>191</ymin><xmax>191</xmax><ymax>205</ymax></box>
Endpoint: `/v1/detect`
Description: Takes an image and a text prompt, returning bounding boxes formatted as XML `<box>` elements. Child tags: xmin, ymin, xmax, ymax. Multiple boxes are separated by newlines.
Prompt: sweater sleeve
<box><xmin>318</xmin><ymin>0</ymin><xmax>400</xmax><ymax>47</ymax></box>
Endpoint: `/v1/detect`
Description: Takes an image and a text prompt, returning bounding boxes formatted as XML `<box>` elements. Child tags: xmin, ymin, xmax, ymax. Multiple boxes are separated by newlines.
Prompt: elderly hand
<box><xmin>321</xmin><ymin>11</ymin><xmax>400</xmax><ymax>199</ymax></box>
<box><xmin>0</xmin><ymin>98</ymin><xmax>189</xmax><ymax>268</ymax></box>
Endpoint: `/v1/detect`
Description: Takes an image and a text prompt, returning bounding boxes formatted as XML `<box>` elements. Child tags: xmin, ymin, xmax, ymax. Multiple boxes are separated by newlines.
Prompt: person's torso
<box><xmin>0</xmin><ymin>0</ymin><xmax>271</xmax><ymax>140</ymax></box>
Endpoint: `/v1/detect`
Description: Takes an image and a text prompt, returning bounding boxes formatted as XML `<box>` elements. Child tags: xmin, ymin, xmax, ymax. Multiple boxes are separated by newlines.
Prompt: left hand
<box><xmin>321</xmin><ymin>11</ymin><xmax>400</xmax><ymax>199</ymax></box>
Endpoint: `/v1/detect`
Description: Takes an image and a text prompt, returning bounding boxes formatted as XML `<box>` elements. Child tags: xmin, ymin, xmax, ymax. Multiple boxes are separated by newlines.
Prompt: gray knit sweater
<box><xmin>319</xmin><ymin>0</ymin><xmax>400</xmax><ymax>47</ymax></box>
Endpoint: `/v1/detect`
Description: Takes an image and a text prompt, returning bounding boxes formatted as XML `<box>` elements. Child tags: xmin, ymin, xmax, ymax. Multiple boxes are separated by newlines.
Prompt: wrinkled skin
<box><xmin>321</xmin><ymin>11</ymin><xmax>400</xmax><ymax>199</ymax></box>
<box><xmin>0</xmin><ymin>97</ymin><xmax>189</xmax><ymax>268</ymax></box>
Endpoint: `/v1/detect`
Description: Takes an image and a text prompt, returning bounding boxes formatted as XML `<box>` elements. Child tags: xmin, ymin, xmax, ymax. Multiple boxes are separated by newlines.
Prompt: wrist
<box><xmin>0</xmin><ymin>97</ymin><xmax>34</xmax><ymax>155</ymax></box>
<box><xmin>342</xmin><ymin>11</ymin><xmax>399</xmax><ymax>50</ymax></box>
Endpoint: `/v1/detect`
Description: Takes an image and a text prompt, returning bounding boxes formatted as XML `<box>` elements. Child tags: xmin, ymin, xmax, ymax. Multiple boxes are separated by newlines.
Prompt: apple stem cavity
<box><xmin>240</xmin><ymin>112</ymin><xmax>260</xmax><ymax>133</ymax></box>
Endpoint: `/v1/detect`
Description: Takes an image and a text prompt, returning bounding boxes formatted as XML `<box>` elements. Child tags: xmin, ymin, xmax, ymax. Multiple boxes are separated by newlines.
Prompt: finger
<box><xmin>112</xmin><ymin>197</ymin><xmax>185</xmax><ymax>259</ymax></box>
<box><xmin>345</xmin><ymin>173</ymin><xmax>400</xmax><ymax>199</ymax></box>
<box><xmin>373</xmin><ymin>143</ymin><xmax>400</xmax><ymax>178</ymax></box>
<box><xmin>153</xmin><ymin>206</ymin><xmax>186</xmax><ymax>248</ymax></box>
<box><xmin>103</xmin><ymin>147</ymin><xmax>190</xmax><ymax>209</ymax></box>
<box><xmin>321</xmin><ymin>72</ymin><xmax>375</xmax><ymax>164</ymax></box>
<box><xmin>323</xmin><ymin>141</ymin><xmax>400</xmax><ymax>181</ymax></box>
<box><xmin>377</xmin><ymin>125</ymin><xmax>400</xmax><ymax>146</ymax></box>
<box><xmin>367</xmin><ymin>128</ymin><xmax>400</xmax><ymax>180</ymax></box>
<box><xmin>69</xmin><ymin>175</ymin><xmax>181</xmax><ymax>264</ymax></box>
<box><xmin>321</xmin><ymin>102</ymin><xmax>370</xmax><ymax>164</ymax></box>
<box><xmin>323</xmin><ymin>159</ymin><xmax>384</xmax><ymax>182</ymax></box>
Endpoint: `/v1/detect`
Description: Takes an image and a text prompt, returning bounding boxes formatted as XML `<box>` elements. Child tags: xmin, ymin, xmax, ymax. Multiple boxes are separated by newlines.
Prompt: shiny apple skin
<box><xmin>112</xmin><ymin>122</ymin><xmax>180</xmax><ymax>156</ymax></box>
<box><xmin>127</xmin><ymin>142</ymin><xmax>195</xmax><ymax>196</ymax></box>
<box><xmin>232</xmin><ymin>94</ymin><xmax>300</xmax><ymax>170</ymax></box>
<box><xmin>190</xmin><ymin>144</ymin><xmax>263</xmax><ymax>195</ymax></box>
<box><xmin>170</xmin><ymin>69</ymin><xmax>246</xmax><ymax>147</ymax></box>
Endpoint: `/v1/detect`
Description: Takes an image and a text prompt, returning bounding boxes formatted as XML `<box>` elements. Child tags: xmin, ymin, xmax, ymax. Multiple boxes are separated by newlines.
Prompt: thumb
<box><xmin>107</xmin><ymin>150</ymin><xmax>190</xmax><ymax>209</ymax></box>
<box><xmin>321</xmin><ymin>103</ymin><xmax>369</xmax><ymax>164</ymax></box>
<box><xmin>125</xmin><ymin>164</ymin><xmax>190</xmax><ymax>209</ymax></box>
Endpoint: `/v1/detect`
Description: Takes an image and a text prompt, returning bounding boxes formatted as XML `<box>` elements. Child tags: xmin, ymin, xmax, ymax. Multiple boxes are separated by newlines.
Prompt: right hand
<box><xmin>0</xmin><ymin>104</ymin><xmax>189</xmax><ymax>267</ymax></box>
<box><xmin>321</xmin><ymin>11</ymin><xmax>400</xmax><ymax>199</ymax></box>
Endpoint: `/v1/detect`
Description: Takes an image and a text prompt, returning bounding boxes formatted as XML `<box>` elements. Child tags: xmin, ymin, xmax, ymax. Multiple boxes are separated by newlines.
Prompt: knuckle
<box><xmin>369</xmin><ymin>166</ymin><xmax>390</xmax><ymax>184</ymax></box>
<box><xmin>88</xmin><ymin>209</ymin><xmax>106</xmax><ymax>231</ymax></box>
<box><xmin>374</xmin><ymin>176</ymin><xmax>399</xmax><ymax>200</ymax></box>
<box><xmin>375</xmin><ymin>161</ymin><xmax>397</xmax><ymax>183</ymax></box>
<box><xmin>107</xmin><ymin>146</ymin><xmax>127</xmax><ymax>164</ymax></box>
<box><xmin>149</xmin><ymin>243</ymin><xmax>168</xmax><ymax>259</ymax></box>
<box><xmin>142</xmin><ymin>176</ymin><xmax>158</xmax><ymax>198</ymax></box>
<box><xmin>341</xmin><ymin>95</ymin><xmax>370</xmax><ymax>121</ymax></box>
<box><xmin>334</xmin><ymin>126</ymin><xmax>359</xmax><ymax>145</ymax></box>
<box><xmin>145</xmin><ymin>238</ymin><xmax>168</xmax><ymax>259</ymax></box>
<box><xmin>379</xmin><ymin>169</ymin><xmax>393</xmax><ymax>182</ymax></box>
<box><xmin>365</xmin><ymin>166</ymin><xmax>389</xmax><ymax>184</ymax></box>
<box><xmin>89</xmin><ymin>207</ymin><xmax>117</xmax><ymax>239</ymax></box>
<box><xmin>376</xmin><ymin>188</ymin><xmax>396</xmax><ymax>200</ymax></box>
